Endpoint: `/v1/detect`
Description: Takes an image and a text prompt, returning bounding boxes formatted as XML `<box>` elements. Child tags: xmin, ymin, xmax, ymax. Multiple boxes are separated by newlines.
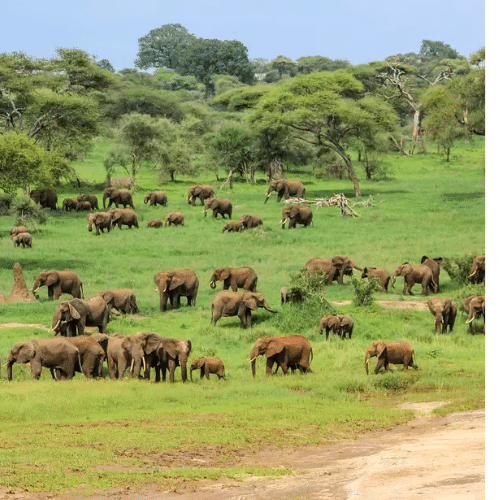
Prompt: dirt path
<box><xmin>5</xmin><ymin>404</ymin><xmax>484</xmax><ymax>500</ymax></box>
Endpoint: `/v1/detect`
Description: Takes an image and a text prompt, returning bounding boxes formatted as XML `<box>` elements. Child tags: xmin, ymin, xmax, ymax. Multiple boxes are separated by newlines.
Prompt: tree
<box><xmin>296</xmin><ymin>56</ymin><xmax>350</xmax><ymax>74</ymax></box>
<box><xmin>97</xmin><ymin>59</ymin><xmax>115</xmax><ymax>73</ymax></box>
<box><xmin>270</xmin><ymin>55</ymin><xmax>297</xmax><ymax>78</ymax></box>
<box><xmin>420</xmin><ymin>40</ymin><xmax>461</xmax><ymax>59</ymax></box>
<box><xmin>152</xmin><ymin>68</ymin><xmax>199</xmax><ymax>91</ymax></box>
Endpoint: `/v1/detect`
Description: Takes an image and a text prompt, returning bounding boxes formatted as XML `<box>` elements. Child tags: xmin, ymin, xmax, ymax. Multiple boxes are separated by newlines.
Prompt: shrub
<box><xmin>9</xmin><ymin>197</ymin><xmax>47</xmax><ymax>228</ymax></box>
<box><xmin>287</xmin><ymin>270</ymin><xmax>329</xmax><ymax>307</ymax></box>
<box><xmin>351</xmin><ymin>276</ymin><xmax>378</xmax><ymax>306</ymax></box>
<box><xmin>442</xmin><ymin>254</ymin><xmax>476</xmax><ymax>285</ymax></box>
<box><xmin>0</xmin><ymin>192</ymin><xmax>13</xmax><ymax>215</ymax></box>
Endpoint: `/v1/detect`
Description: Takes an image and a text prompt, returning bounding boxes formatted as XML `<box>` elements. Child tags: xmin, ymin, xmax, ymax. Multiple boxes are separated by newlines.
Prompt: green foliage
<box><xmin>152</xmin><ymin>68</ymin><xmax>200</xmax><ymax>91</ymax></box>
<box><xmin>351</xmin><ymin>276</ymin><xmax>379</xmax><ymax>306</ymax></box>
<box><xmin>287</xmin><ymin>270</ymin><xmax>329</xmax><ymax>307</ymax></box>
<box><xmin>9</xmin><ymin>197</ymin><xmax>47</xmax><ymax>227</ymax></box>
<box><xmin>296</xmin><ymin>55</ymin><xmax>350</xmax><ymax>74</ymax></box>
<box><xmin>442</xmin><ymin>254</ymin><xmax>476</xmax><ymax>285</ymax></box>
<box><xmin>0</xmin><ymin>192</ymin><xmax>13</xmax><ymax>214</ymax></box>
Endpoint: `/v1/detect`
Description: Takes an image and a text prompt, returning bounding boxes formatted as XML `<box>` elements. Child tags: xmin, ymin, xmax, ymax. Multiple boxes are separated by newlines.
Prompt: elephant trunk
<box><xmin>364</xmin><ymin>353</ymin><xmax>371</xmax><ymax>375</ymax></box>
<box><xmin>6</xmin><ymin>358</ymin><xmax>14</xmax><ymax>381</ymax></box>
<box><xmin>435</xmin><ymin>314</ymin><xmax>443</xmax><ymax>333</ymax></box>
<box><xmin>264</xmin><ymin>194</ymin><xmax>271</xmax><ymax>204</ymax></box>
<box><xmin>209</xmin><ymin>280</ymin><xmax>217</xmax><ymax>289</ymax></box>
<box><xmin>249</xmin><ymin>348</ymin><xmax>258</xmax><ymax>377</ymax></box>
<box><xmin>181</xmin><ymin>363</ymin><xmax>188</xmax><ymax>382</ymax></box>
<box><xmin>263</xmin><ymin>302</ymin><xmax>277</xmax><ymax>314</ymax></box>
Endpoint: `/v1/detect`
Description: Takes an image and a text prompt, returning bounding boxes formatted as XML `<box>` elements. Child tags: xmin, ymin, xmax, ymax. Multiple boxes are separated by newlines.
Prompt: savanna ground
<box><xmin>0</xmin><ymin>138</ymin><xmax>485</xmax><ymax>498</ymax></box>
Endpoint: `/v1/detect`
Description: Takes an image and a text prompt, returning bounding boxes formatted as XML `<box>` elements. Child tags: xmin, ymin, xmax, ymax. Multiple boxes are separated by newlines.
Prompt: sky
<box><xmin>4</xmin><ymin>1</ymin><xmax>485</xmax><ymax>70</ymax></box>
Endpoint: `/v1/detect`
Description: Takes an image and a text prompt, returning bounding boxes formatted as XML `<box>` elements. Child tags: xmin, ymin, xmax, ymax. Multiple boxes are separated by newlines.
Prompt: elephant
<box><xmin>190</xmin><ymin>357</ymin><xmax>226</xmax><ymax>381</ymax></box>
<box><xmin>144</xmin><ymin>191</ymin><xmax>167</xmax><ymax>206</ymax></box>
<box><xmin>222</xmin><ymin>221</ymin><xmax>244</xmax><ymax>233</ymax></box>
<box><xmin>427</xmin><ymin>298</ymin><xmax>457</xmax><ymax>333</ymax></box>
<box><xmin>30</xmin><ymin>188</ymin><xmax>57</xmax><ymax>210</ymax></box>
<box><xmin>469</xmin><ymin>255</ymin><xmax>485</xmax><ymax>284</ymax></box>
<box><xmin>318</xmin><ymin>315</ymin><xmax>341</xmax><ymax>340</ymax></box>
<box><xmin>62</xmin><ymin>198</ymin><xmax>78</xmax><ymax>211</ymax></box>
<box><xmin>147</xmin><ymin>219</ymin><xmax>163</xmax><ymax>228</ymax></box>
<box><xmin>154</xmin><ymin>337</ymin><xmax>192</xmax><ymax>383</ymax></box>
<box><xmin>187</xmin><ymin>184</ymin><xmax>215</xmax><ymax>205</ymax></box>
<box><xmin>11</xmin><ymin>232</ymin><xmax>32</xmax><ymax>248</ymax></box>
<box><xmin>280</xmin><ymin>205</ymin><xmax>313</xmax><ymax>229</ymax></box>
<box><xmin>87</xmin><ymin>211</ymin><xmax>112</xmax><ymax>235</ymax></box>
<box><xmin>204</xmin><ymin>198</ymin><xmax>232</xmax><ymax>219</ymax></box>
<box><xmin>103</xmin><ymin>188</ymin><xmax>134</xmax><ymax>209</ymax></box>
<box><xmin>154</xmin><ymin>269</ymin><xmax>199</xmax><ymax>311</ymax></box>
<box><xmin>462</xmin><ymin>295</ymin><xmax>485</xmax><ymax>333</ymax></box>
<box><xmin>121</xmin><ymin>331</ymin><xmax>164</xmax><ymax>379</ymax></box>
<box><xmin>77</xmin><ymin>194</ymin><xmax>99</xmax><ymax>209</ymax></box>
<box><xmin>337</xmin><ymin>314</ymin><xmax>354</xmax><ymax>339</ymax></box>
<box><xmin>51</xmin><ymin>296</ymin><xmax>110</xmax><ymax>336</ymax></box>
<box><xmin>249</xmin><ymin>335</ymin><xmax>313</xmax><ymax>377</ymax></box>
<box><xmin>239</xmin><ymin>214</ymin><xmax>263</xmax><ymax>229</ymax></box>
<box><xmin>421</xmin><ymin>256</ymin><xmax>443</xmax><ymax>293</ymax></box>
<box><xmin>7</xmin><ymin>337</ymin><xmax>80</xmax><ymax>381</ymax></box>
<box><xmin>75</xmin><ymin>201</ymin><xmax>92</xmax><ymax>212</ymax></box>
<box><xmin>361</xmin><ymin>267</ymin><xmax>391</xmax><ymax>292</ymax></box>
<box><xmin>211</xmin><ymin>290</ymin><xmax>277</xmax><ymax>328</ymax></box>
<box><xmin>280</xmin><ymin>287</ymin><xmax>290</xmax><ymax>305</ymax></box>
<box><xmin>11</xmin><ymin>225</ymin><xmax>28</xmax><ymax>237</ymax></box>
<box><xmin>209</xmin><ymin>266</ymin><xmax>258</xmax><ymax>292</ymax></box>
<box><xmin>264</xmin><ymin>179</ymin><xmax>305</xmax><ymax>203</ymax></box>
<box><xmin>92</xmin><ymin>333</ymin><xmax>130</xmax><ymax>379</ymax></box>
<box><xmin>392</xmin><ymin>262</ymin><xmax>435</xmax><ymax>296</ymax></box>
<box><xmin>304</xmin><ymin>256</ymin><xmax>362</xmax><ymax>285</ymax></box>
<box><xmin>58</xmin><ymin>335</ymin><xmax>105</xmax><ymax>379</ymax></box>
<box><xmin>365</xmin><ymin>340</ymin><xmax>419</xmax><ymax>375</ymax></box>
<box><xmin>99</xmin><ymin>288</ymin><xmax>139</xmax><ymax>314</ymax></box>
<box><xmin>108</xmin><ymin>208</ymin><xmax>139</xmax><ymax>229</ymax></box>
<box><xmin>33</xmin><ymin>270</ymin><xmax>83</xmax><ymax>300</ymax></box>
<box><xmin>165</xmin><ymin>212</ymin><xmax>185</xmax><ymax>226</ymax></box>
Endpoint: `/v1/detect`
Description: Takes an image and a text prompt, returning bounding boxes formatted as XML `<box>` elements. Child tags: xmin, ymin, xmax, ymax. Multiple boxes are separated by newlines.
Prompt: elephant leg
<box><xmin>30</xmin><ymin>362</ymin><xmax>42</xmax><ymax>380</ymax></box>
<box><xmin>374</xmin><ymin>358</ymin><xmax>384</xmax><ymax>374</ymax></box>
<box><xmin>168</xmin><ymin>358</ymin><xmax>177</xmax><ymax>383</ymax></box>
<box><xmin>265</xmin><ymin>358</ymin><xmax>275</xmax><ymax>376</ymax></box>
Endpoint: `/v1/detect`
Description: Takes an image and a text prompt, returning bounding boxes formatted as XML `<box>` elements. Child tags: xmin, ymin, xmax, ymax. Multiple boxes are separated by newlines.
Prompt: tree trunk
<box><xmin>336</xmin><ymin>147</ymin><xmax>362</xmax><ymax>197</ymax></box>
<box><xmin>409</xmin><ymin>107</ymin><xmax>424</xmax><ymax>156</ymax></box>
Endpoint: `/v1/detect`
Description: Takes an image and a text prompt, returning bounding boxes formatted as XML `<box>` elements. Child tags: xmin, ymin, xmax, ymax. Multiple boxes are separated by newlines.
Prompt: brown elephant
<box><xmin>87</xmin><ymin>212</ymin><xmax>113</xmax><ymax>235</ymax></box>
<box><xmin>51</xmin><ymin>296</ymin><xmax>110</xmax><ymax>336</ymax></box>
<box><xmin>147</xmin><ymin>219</ymin><xmax>163</xmax><ymax>228</ymax></box>
<box><xmin>75</xmin><ymin>200</ymin><xmax>92</xmax><ymax>212</ymax></box>
<box><xmin>427</xmin><ymin>298</ymin><xmax>457</xmax><ymax>333</ymax></box>
<box><xmin>304</xmin><ymin>256</ymin><xmax>362</xmax><ymax>285</ymax></box>
<box><xmin>239</xmin><ymin>214</ymin><xmax>263</xmax><ymax>229</ymax></box>
<box><xmin>361</xmin><ymin>267</ymin><xmax>391</xmax><ymax>292</ymax></box>
<box><xmin>7</xmin><ymin>337</ymin><xmax>80</xmax><ymax>381</ymax></box>
<box><xmin>108</xmin><ymin>208</ymin><xmax>139</xmax><ymax>229</ymax></box>
<box><xmin>318</xmin><ymin>315</ymin><xmax>341</xmax><ymax>340</ymax></box>
<box><xmin>462</xmin><ymin>295</ymin><xmax>485</xmax><ymax>333</ymax></box>
<box><xmin>222</xmin><ymin>221</ymin><xmax>244</xmax><ymax>233</ymax></box>
<box><xmin>190</xmin><ymin>357</ymin><xmax>226</xmax><ymax>381</ymax></box>
<box><xmin>249</xmin><ymin>335</ymin><xmax>313</xmax><ymax>377</ymax></box>
<box><xmin>122</xmin><ymin>331</ymin><xmax>164</xmax><ymax>379</ymax></box>
<box><xmin>103</xmin><ymin>188</ymin><xmax>134</xmax><ymax>209</ymax></box>
<box><xmin>154</xmin><ymin>337</ymin><xmax>192</xmax><ymax>383</ymax></box>
<box><xmin>30</xmin><ymin>188</ymin><xmax>57</xmax><ymax>210</ymax></box>
<box><xmin>144</xmin><ymin>191</ymin><xmax>167</xmax><ymax>206</ymax></box>
<box><xmin>420</xmin><ymin>256</ymin><xmax>443</xmax><ymax>293</ymax></box>
<box><xmin>77</xmin><ymin>194</ymin><xmax>99</xmax><ymax>209</ymax></box>
<box><xmin>280</xmin><ymin>205</ymin><xmax>313</xmax><ymax>229</ymax></box>
<box><xmin>62</xmin><ymin>198</ymin><xmax>78</xmax><ymax>211</ymax></box>
<box><xmin>154</xmin><ymin>269</ymin><xmax>199</xmax><ymax>311</ymax></box>
<box><xmin>264</xmin><ymin>179</ymin><xmax>305</xmax><ymax>203</ymax></box>
<box><xmin>337</xmin><ymin>314</ymin><xmax>354</xmax><ymax>339</ymax></box>
<box><xmin>33</xmin><ymin>270</ymin><xmax>83</xmax><ymax>300</ymax></box>
<box><xmin>60</xmin><ymin>336</ymin><xmax>105</xmax><ymax>379</ymax></box>
<box><xmin>11</xmin><ymin>226</ymin><xmax>28</xmax><ymax>237</ymax></box>
<box><xmin>204</xmin><ymin>198</ymin><xmax>232</xmax><ymax>219</ymax></box>
<box><xmin>209</xmin><ymin>266</ymin><xmax>258</xmax><ymax>292</ymax></box>
<box><xmin>365</xmin><ymin>340</ymin><xmax>419</xmax><ymax>375</ymax></box>
<box><xmin>91</xmin><ymin>333</ymin><xmax>130</xmax><ymax>379</ymax></box>
<box><xmin>12</xmin><ymin>232</ymin><xmax>32</xmax><ymax>248</ymax></box>
<box><xmin>187</xmin><ymin>184</ymin><xmax>215</xmax><ymax>205</ymax></box>
<box><xmin>280</xmin><ymin>287</ymin><xmax>290</xmax><ymax>305</ymax></box>
<box><xmin>211</xmin><ymin>290</ymin><xmax>277</xmax><ymax>328</ymax></box>
<box><xmin>99</xmin><ymin>288</ymin><xmax>139</xmax><ymax>314</ymax></box>
<box><xmin>469</xmin><ymin>255</ymin><xmax>485</xmax><ymax>284</ymax></box>
<box><xmin>392</xmin><ymin>263</ymin><xmax>435</xmax><ymax>296</ymax></box>
<box><xmin>165</xmin><ymin>212</ymin><xmax>185</xmax><ymax>226</ymax></box>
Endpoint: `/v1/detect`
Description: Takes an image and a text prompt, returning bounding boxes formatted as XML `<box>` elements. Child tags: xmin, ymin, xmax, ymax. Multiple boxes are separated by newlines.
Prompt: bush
<box><xmin>442</xmin><ymin>254</ymin><xmax>476</xmax><ymax>285</ymax></box>
<box><xmin>9</xmin><ymin>197</ymin><xmax>47</xmax><ymax>228</ymax></box>
<box><xmin>0</xmin><ymin>193</ymin><xmax>13</xmax><ymax>215</ymax></box>
<box><xmin>351</xmin><ymin>276</ymin><xmax>379</xmax><ymax>306</ymax></box>
<box><xmin>287</xmin><ymin>270</ymin><xmax>329</xmax><ymax>307</ymax></box>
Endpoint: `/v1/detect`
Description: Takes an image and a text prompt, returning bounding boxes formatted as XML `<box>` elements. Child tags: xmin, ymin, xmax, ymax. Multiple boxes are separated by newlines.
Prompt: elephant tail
<box><xmin>80</xmin><ymin>282</ymin><xmax>84</xmax><ymax>299</ymax></box>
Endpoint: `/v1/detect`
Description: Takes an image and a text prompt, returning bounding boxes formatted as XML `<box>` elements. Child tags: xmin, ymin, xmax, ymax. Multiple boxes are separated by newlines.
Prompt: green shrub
<box><xmin>442</xmin><ymin>254</ymin><xmax>476</xmax><ymax>285</ymax></box>
<box><xmin>351</xmin><ymin>276</ymin><xmax>378</xmax><ymax>306</ymax></box>
<box><xmin>0</xmin><ymin>193</ymin><xmax>13</xmax><ymax>215</ymax></box>
<box><xmin>9</xmin><ymin>197</ymin><xmax>47</xmax><ymax>228</ymax></box>
<box><xmin>287</xmin><ymin>269</ymin><xmax>329</xmax><ymax>306</ymax></box>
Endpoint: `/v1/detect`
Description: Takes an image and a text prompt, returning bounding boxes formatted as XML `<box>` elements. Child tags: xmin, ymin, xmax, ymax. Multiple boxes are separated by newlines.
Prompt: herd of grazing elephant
<box><xmin>6</xmin><ymin>183</ymin><xmax>485</xmax><ymax>382</ymax></box>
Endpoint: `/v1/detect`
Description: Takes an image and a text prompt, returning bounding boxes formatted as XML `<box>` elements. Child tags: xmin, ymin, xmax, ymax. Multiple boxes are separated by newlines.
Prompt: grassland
<box><xmin>0</xmin><ymin>138</ymin><xmax>485</xmax><ymax>493</ymax></box>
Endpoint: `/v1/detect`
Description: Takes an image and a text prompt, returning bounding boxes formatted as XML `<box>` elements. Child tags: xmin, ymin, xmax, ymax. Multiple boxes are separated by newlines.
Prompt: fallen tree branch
<box><xmin>285</xmin><ymin>194</ymin><xmax>371</xmax><ymax>217</ymax></box>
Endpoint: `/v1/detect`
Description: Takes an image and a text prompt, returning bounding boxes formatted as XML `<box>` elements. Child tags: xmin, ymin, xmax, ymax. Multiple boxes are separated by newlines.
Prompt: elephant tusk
<box><xmin>209</xmin><ymin>281</ymin><xmax>217</xmax><ymax>289</ymax></box>
<box><xmin>469</xmin><ymin>270</ymin><xmax>477</xmax><ymax>277</ymax></box>
<box><xmin>51</xmin><ymin>319</ymin><xmax>61</xmax><ymax>332</ymax></box>
<box><xmin>466</xmin><ymin>317</ymin><xmax>475</xmax><ymax>324</ymax></box>
<box><xmin>248</xmin><ymin>356</ymin><xmax>257</xmax><ymax>362</ymax></box>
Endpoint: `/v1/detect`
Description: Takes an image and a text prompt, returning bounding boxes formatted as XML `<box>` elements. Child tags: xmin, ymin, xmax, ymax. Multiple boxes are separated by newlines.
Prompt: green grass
<box><xmin>0</xmin><ymin>137</ymin><xmax>485</xmax><ymax>493</ymax></box>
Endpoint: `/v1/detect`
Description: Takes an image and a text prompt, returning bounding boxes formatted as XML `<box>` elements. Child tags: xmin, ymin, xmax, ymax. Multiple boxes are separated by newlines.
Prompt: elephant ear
<box><xmin>16</xmin><ymin>342</ymin><xmax>36</xmax><ymax>363</ymax></box>
<box><xmin>144</xmin><ymin>333</ymin><xmax>162</xmax><ymax>355</ymax></box>
<box><xmin>243</xmin><ymin>294</ymin><xmax>259</xmax><ymax>310</ymax></box>
<box><xmin>45</xmin><ymin>272</ymin><xmax>59</xmax><ymax>286</ymax></box>
<box><xmin>377</xmin><ymin>345</ymin><xmax>388</xmax><ymax>359</ymax></box>
<box><xmin>168</xmin><ymin>274</ymin><xmax>184</xmax><ymax>290</ymax></box>
<box><xmin>220</xmin><ymin>268</ymin><xmax>231</xmax><ymax>281</ymax></box>
<box><xmin>101</xmin><ymin>291</ymin><xmax>113</xmax><ymax>304</ymax></box>
<box><xmin>122</xmin><ymin>336</ymin><xmax>133</xmax><ymax>353</ymax></box>
<box><xmin>266</xmin><ymin>339</ymin><xmax>285</xmax><ymax>357</ymax></box>
<box><xmin>289</xmin><ymin>206</ymin><xmax>300</xmax><ymax>217</ymax></box>
<box><xmin>68</xmin><ymin>302</ymin><xmax>81</xmax><ymax>320</ymax></box>
<box><xmin>162</xmin><ymin>339</ymin><xmax>178</xmax><ymax>359</ymax></box>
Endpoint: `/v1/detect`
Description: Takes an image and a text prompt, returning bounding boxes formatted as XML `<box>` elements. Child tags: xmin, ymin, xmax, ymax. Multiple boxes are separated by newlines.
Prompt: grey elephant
<box><xmin>144</xmin><ymin>191</ymin><xmax>167</xmax><ymax>206</ymax></box>
<box><xmin>462</xmin><ymin>295</ymin><xmax>485</xmax><ymax>333</ymax></box>
<box><xmin>190</xmin><ymin>357</ymin><xmax>226</xmax><ymax>381</ymax></box>
<box><xmin>469</xmin><ymin>255</ymin><xmax>485</xmax><ymax>284</ymax></box>
<box><xmin>337</xmin><ymin>314</ymin><xmax>354</xmax><ymax>339</ymax></box>
<box><xmin>304</xmin><ymin>256</ymin><xmax>362</xmax><ymax>285</ymax></box>
<box><xmin>92</xmin><ymin>333</ymin><xmax>130</xmax><ymax>380</ymax></box>
<box><xmin>7</xmin><ymin>337</ymin><xmax>80</xmax><ymax>381</ymax></box>
<box><xmin>264</xmin><ymin>179</ymin><xmax>305</xmax><ymax>203</ymax></box>
<box><xmin>427</xmin><ymin>298</ymin><xmax>457</xmax><ymax>333</ymax></box>
<box><xmin>75</xmin><ymin>200</ymin><xmax>92</xmax><ymax>212</ymax></box>
<box><xmin>51</xmin><ymin>296</ymin><xmax>110</xmax><ymax>336</ymax></box>
<box><xmin>153</xmin><ymin>337</ymin><xmax>192</xmax><ymax>383</ymax></box>
<box><xmin>361</xmin><ymin>267</ymin><xmax>391</xmax><ymax>292</ymax></box>
<box><xmin>33</xmin><ymin>270</ymin><xmax>83</xmax><ymax>300</ymax></box>
<box><xmin>57</xmin><ymin>336</ymin><xmax>105</xmax><ymax>379</ymax></box>
<box><xmin>365</xmin><ymin>340</ymin><xmax>419</xmax><ymax>375</ymax></box>
<box><xmin>87</xmin><ymin>212</ymin><xmax>113</xmax><ymax>235</ymax></box>
<box><xmin>154</xmin><ymin>269</ymin><xmax>199</xmax><ymax>311</ymax></box>
<box><xmin>392</xmin><ymin>262</ymin><xmax>435</xmax><ymax>296</ymax></box>
<box><xmin>249</xmin><ymin>335</ymin><xmax>313</xmax><ymax>377</ymax></box>
<box><xmin>187</xmin><ymin>184</ymin><xmax>215</xmax><ymax>205</ymax></box>
<box><xmin>421</xmin><ymin>256</ymin><xmax>443</xmax><ymax>293</ymax></box>
<box><xmin>318</xmin><ymin>315</ymin><xmax>341</xmax><ymax>340</ymax></box>
<box><xmin>204</xmin><ymin>198</ymin><xmax>232</xmax><ymax>219</ymax></box>
<box><xmin>239</xmin><ymin>214</ymin><xmax>263</xmax><ymax>229</ymax></box>
<box><xmin>280</xmin><ymin>205</ymin><xmax>313</xmax><ymax>229</ymax></box>
<box><xmin>165</xmin><ymin>212</ymin><xmax>185</xmax><ymax>226</ymax></box>
<box><xmin>222</xmin><ymin>221</ymin><xmax>244</xmax><ymax>233</ymax></box>
<box><xmin>209</xmin><ymin>266</ymin><xmax>258</xmax><ymax>292</ymax></box>
<box><xmin>280</xmin><ymin>287</ymin><xmax>290</xmax><ymax>305</ymax></box>
<box><xmin>147</xmin><ymin>219</ymin><xmax>163</xmax><ymax>228</ymax></box>
<box><xmin>77</xmin><ymin>194</ymin><xmax>99</xmax><ymax>209</ymax></box>
<box><xmin>11</xmin><ymin>225</ymin><xmax>28</xmax><ymax>237</ymax></box>
<box><xmin>62</xmin><ymin>198</ymin><xmax>78</xmax><ymax>211</ymax></box>
<box><xmin>12</xmin><ymin>232</ymin><xmax>32</xmax><ymax>248</ymax></box>
<box><xmin>103</xmin><ymin>188</ymin><xmax>134</xmax><ymax>209</ymax></box>
<box><xmin>30</xmin><ymin>188</ymin><xmax>57</xmax><ymax>210</ymax></box>
<box><xmin>121</xmin><ymin>331</ymin><xmax>164</xmax><ymax>379</ymax></box>
<box><xmin>99</xmin><ymin>288</ymin><xmax>139</xmax><ymax>314</ymax></box>
<box><xmin>108</xmin><ymin>208</ymin><xmax>139</xmax><ymax>229</ymax></box>
<box><xmin>211</xmin><ymin>290</ymin><xmax>277</xmax><ymax>328</ymax></box>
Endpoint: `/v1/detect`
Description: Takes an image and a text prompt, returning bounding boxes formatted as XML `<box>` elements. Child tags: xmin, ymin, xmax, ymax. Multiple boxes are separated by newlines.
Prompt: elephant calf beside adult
<box><xmin>304</xmin><ymin>256</ymin><xmax>362</xmax><ymax>285</ymax></box>
<box><xmin>209</xmin><ymin>266</ymin><xmax>258</xmax><ymax>292</ymax></box>
<box><xmin>190</xmin><ymin>357</ymin><xmax>226</xmax><ymax>380</ymax></box>
<box><xmin>365</xmin><ymin>340</ymin><xmax>419</xmax><ymax>375</ymax></box>
<box><xmin>12</xmin><ymin>232</ymin><xmax>32</xmax><ymax>248</ymax></box>
<box><xmin>154</xmin><ymin>269</ymin><xmax>199</xmax><ymax>311</ymax></box>
<box><xmin>187</xmin><ymin>184</ymin><xmax>215</xmax><ymax>205</ymax></box>
<box><xmin>87</xmin><ymin>212</ymin><xmax>113</xmax><ymax>235</ymax></box>
<box><xmin>165</xmin><ymin>212</ymin><xmax>185</xmax><ymax>226</ymax></box>
<box><xmin>92</xmin><ymin>333</ymin><xmax>130</xmax><ymax>380</ymax></box>
<box><xmin>265</xmin><ymin>179</ymin><xmax>305</xmax><ymax>203</ymax></box>
<box><xmin>33</xmin><ymin>270</ymin><xmax>84</xmax><ymax>300</ymax></box>
<box><xmin>361</xmin><ymin>267</ymin><xmax>391</xmax><ymax>292</ymax></box>
<box><xmin>99</xmin><ymin>288</ymin><xmax>139</xmax><ymax>314</ymax></box>
<box><xmin>109</xmin><ymin>208</ymin><xmax>139</xmax><ymax>229</ymax></box>
<box><xmin>77</xmin><ymin>194</ymin><xmax>99</xmax><ymax>209</ymax></box>
<box><xmin>144</xmin><ymin>191</ymin><xmax>167</xmax><ymax>206</ymax></box>
<box><xmin>204</xmin><ymin>198</ymin><xmax>232</xmax><ymax>219</ymax></box>
<box><xmin>392</xmin><ymin>262</ymin><xmax>435</xmax><ymax>296</ymax></box>
<box><xmin>240</xmin><ymin>214</ymin><xmax>263</xmax><ymax>229</ymax></box>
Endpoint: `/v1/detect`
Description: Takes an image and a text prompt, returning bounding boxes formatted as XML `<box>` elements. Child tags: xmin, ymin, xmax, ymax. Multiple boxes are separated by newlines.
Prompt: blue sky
<box><xmin>4</xmin><ymin>1</ymin><xmax>485</xmax><ymax>70</ymax></box>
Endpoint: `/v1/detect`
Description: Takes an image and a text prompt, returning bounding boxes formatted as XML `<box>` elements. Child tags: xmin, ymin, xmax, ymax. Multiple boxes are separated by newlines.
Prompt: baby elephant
<box><xmin>427</xmin><ymin>298</ymin><xmax>457</xmax><ymax>333</ymax></box>
<box><xmin>361</xmin><ymin>267</ymin><xmax>391</xmax><ymax>292</ymax></box>
<box><xmin>222</xmin><ymin>221</ymin><xmax>244</xmax><ymax>233</ymax></box>
<box><xmin>165</xmin><ymin>212</ymin><xmax>184</xmax><ymax>226</ymax></box>
<box><xmin>147</xmin><ymin>219</ymin><xmax>163</xmax><ymax>228</ymax></box>
<box><xmin>190</xmin><ymin>357</ymin><xmax>226</xmax><ymax>380</ymax></box>
<box><xmin>365</xmin><ymin>340</ymin><xmax>419</xmax><ymax>375</ymax></box>
<box><xmin>12</xmin><ymin>232</ymin><xmax>32</xmax><ymax>248</ymax></box>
